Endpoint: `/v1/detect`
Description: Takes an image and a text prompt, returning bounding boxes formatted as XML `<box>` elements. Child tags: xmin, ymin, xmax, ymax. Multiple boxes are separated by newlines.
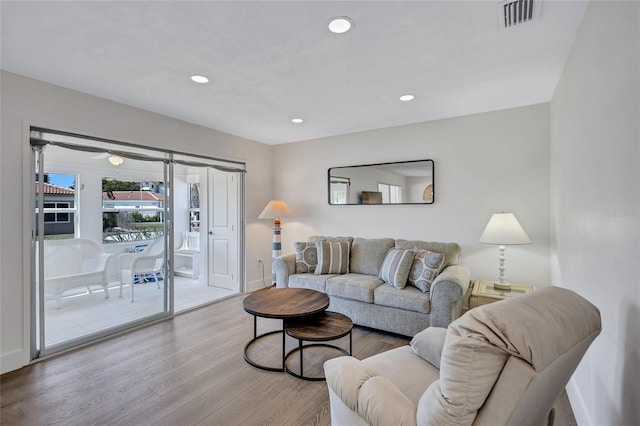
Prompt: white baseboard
<box><xmin>1</xmin><ymin>348</ymin><xmax>28</xmax><ymax>375</ymax></box>
<box><xmin>566</xmin><ymin>377</ymin><xmax>591</xmax><ymax>425</ymax></box>
<box><xmin>246</xmin><ymin>278</ymin><xmax>272</xmax><ymax>293</ymax></box>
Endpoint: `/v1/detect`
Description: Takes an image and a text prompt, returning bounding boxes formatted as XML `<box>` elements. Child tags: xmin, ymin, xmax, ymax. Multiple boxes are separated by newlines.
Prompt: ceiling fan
<box><xmin>92</xmin><ymin>152</ymin><xmax>124</xmax><ymax>165</ymax></box>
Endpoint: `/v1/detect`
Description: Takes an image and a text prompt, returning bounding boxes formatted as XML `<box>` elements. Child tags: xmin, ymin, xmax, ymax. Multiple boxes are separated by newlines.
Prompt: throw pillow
<box><xmin>294</xmin><ymin>242</ymin><xmax>317</xmax><ymax>273</ymax></box>
<box><xmin>410</xmin><ymin>327</ymin><xmax>447</xmax><ymax>369</ymax></box>
<box><xmin>409</xmin><ymin>250</ymin><xmax>445</xmax><ymax>292</ymax></box>
<box><xmin>378</xmin><ymin>248</ymin><xmax>414</xmax><ymax>289</ymax></box>
<box><xmin>315</xmin><ymin>240</ymin><xmax>350</xmax><ymax>275</ymax></box>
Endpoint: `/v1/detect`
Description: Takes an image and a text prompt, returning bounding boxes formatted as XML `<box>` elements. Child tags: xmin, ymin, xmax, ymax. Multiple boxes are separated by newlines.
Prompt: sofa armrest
<box><xmin>273</xmin><ymin>253</ymin><xmax>296</xmax><ymax>288</ymax></box>
<box><xmin>95</xmin><ymin>253</ymin><xmax>113</xmax><ymax>272</ymax></box>
<box><xmin>429</xmin><ymin>264</ymin><xmax>471</xmax><ymax>328</ymax></box>
<box><xmin>325</xmin><ymin>356</ymin><xmax>417</xmax><ymax>426</ymax></box>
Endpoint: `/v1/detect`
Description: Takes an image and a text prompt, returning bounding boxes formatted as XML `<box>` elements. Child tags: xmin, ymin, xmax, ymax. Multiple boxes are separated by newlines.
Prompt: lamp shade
<box><xmin>258</xmin><ymin>200</ymin><xmax>291</xmax><ymax>220</ymax></box>
<box><xmin>479</xmin><ymin>212</ymin><xmax>531</xmax><ymax>245</ymax></box>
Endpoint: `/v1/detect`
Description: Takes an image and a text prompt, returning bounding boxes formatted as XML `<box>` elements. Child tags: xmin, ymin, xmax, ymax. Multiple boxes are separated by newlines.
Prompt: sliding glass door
<box><xmin>31</xmin><ymin>129</ymin><xmax>244</xmax><ymax>359</ymax></box>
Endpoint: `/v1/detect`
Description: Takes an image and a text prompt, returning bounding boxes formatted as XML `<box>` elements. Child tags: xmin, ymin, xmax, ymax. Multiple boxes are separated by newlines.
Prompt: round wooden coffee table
<box><xmin>284</xmin><ymin>311</ymin><xmax>353</xmax><ymax>381</ymax></box>
<box><xmin>243</xmin><ymin>288</ymin><xmax>330</xmax><ymax>372</ymax></box>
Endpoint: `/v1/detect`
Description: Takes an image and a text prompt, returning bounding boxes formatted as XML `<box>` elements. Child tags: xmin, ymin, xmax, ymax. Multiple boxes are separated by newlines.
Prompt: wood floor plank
<box><xmin>0</xmin><ymin>292</ymin><xmax>577</xmax><ymax>425</ymax></box>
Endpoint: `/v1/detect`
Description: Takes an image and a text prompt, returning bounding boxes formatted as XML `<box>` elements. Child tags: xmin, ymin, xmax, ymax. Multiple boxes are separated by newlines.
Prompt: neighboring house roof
<box><xmin>102</xmin><ymin>191</ymin><xmax>166</xmax><ymax>202</ymax></box>
<box><xmin>35</xmin><ymin>182</ymin><xmax>75</xmax><ymax>195</ymax></box>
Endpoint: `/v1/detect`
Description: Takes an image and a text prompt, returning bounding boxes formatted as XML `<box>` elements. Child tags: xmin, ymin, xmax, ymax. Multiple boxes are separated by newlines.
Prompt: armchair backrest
<box><xmin>418</xmin><ymin>287</ymin><xmax>601</xmax><ymax>426</ymax></box>
<box><xmin>130</xmin><ymin>238</ymin><xmax>165</xmax><ymax>273</ymax></box>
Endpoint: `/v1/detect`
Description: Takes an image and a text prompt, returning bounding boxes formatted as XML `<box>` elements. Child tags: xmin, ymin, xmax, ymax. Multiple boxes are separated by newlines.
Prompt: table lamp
<box><xmin>479</xmin><ymin>212</ymin><xmax>531</xmax><ymax>291</ymax></box>
<box><xmin>258</xmin><ymin>200</ymin><xmax>292</xmax><ymax>286</ymax></box>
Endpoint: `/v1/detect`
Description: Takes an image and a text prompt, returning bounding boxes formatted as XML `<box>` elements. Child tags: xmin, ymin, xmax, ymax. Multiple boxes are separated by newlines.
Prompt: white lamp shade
<box><xmin>258</xmin><ymin>200</ymin><xmax>291</xmax><ymax>220</ymax></box>
<box><xmin>479</xmin><ymin>212</ymin><xmax>531</xmax><ymax>245</ymax></box>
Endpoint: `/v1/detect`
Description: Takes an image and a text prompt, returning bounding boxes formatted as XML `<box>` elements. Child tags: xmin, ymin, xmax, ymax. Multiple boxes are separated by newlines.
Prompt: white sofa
<box><xmin>324</xmin><ymin>287</ymin><xmax>602</xmax><ymax>426</ymax></box>
<box><xmin>41</xmin><ymin>238</ymin><xmax>114</xmax><ymax>308</ymax></box>
<box><xmin>273</xmin><ymin>236</ymin><xmax>471</xmax><ymax>336</ymax></box>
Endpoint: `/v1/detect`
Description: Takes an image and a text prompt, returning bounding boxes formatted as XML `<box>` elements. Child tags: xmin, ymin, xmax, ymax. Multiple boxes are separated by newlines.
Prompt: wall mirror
<box><xmin>328</xmin><ymin>159</ymin><xmax>434</xmax><ymax>205</ymax></box>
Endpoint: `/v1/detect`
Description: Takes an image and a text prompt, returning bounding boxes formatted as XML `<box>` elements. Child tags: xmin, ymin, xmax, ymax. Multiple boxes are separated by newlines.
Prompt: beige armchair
<box><xmin>324</xmin><ymin>286</ymin><xmax>601</xmax><ymax>426</ymax></box>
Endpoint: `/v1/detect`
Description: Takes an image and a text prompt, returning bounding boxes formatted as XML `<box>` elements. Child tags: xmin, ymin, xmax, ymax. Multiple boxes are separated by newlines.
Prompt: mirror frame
<box><xmin>328</xmin><ymin>159</ymin><xmax>435</xmax><ymax>205</ymax></box>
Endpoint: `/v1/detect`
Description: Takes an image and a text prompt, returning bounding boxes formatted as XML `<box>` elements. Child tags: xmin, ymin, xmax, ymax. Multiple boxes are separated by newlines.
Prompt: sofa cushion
<box><xmin>350</xmin><ymin>238</ymin><xmax>395</xmax><ymax>275</ymax></box>
<box><xmin>378</xmin><ymin>248</ymin><xmax>414</xmax><ymax>289</ymax></box>
<box><xmin>289</xmin><ymin>273</ymin><xmax>335</xmax><ymax>293</ymax></box>
<box><xmin>326</xmin><ymin>273</ymin><xmax>384</xmax><ymax>303</ymax></box>
<box><xmin>374</xmin><ymin>284</ymin><xmax>431</xmax><ymax>314</ymax></box>
<box><xmin>294</xmin><ymin>242</ymin><xmax>317</xmax><ymax>273</ymax></box>
<box><xmin>408</xmin><ymin>250</ymin><xmax>445</xmax><ymax>292</ymax></box>
<box><xmin>395</xmin><ymin>240</ymin><xmax>460</xmax><ymax>267</ymax></box>
<box><xmin>315</xmin><ymin>240</ymin><xmax>350</xmax><ymax>274</ymax></box>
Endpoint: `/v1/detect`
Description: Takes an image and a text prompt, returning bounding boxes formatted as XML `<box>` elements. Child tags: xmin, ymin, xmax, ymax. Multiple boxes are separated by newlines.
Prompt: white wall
<box><xmin>274</xmin><ymin>104</ymin><xmax>551</xmax><ymax>287</ymax></box>
<box><xmin>0</xmin><ymin>71</ymin><xmax>275</xmax><ymax>374</ymax></box>
<box><xmin>550</xmin><ymin>2</ymin><xmax>639</xmax><ymax>425</ymax></box>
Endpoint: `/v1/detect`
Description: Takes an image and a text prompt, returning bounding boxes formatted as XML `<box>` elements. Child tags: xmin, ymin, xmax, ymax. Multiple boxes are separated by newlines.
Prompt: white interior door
<box><xmin>207</xmin><ymin>169</ymin><xmax>239</xmax><ymax>291</ymax></box>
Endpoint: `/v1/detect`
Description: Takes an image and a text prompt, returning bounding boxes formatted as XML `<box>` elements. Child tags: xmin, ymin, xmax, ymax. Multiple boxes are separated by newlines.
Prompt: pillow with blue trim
<box><xmin>294</xmin><ymin>242</ymin><xmax>317</xmax><ymax>273</ymax></box>
<box><xmin>409</xmin><ymin>250</ymin><xmax>445</xmax><ymax>292</ymax></box>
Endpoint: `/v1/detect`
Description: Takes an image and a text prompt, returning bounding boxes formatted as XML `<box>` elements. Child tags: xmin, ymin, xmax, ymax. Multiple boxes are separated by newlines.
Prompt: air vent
<box><xmin>499</xmin><ymin>0</ymin><xmax>540</xmax><ymax>29</ymax></box>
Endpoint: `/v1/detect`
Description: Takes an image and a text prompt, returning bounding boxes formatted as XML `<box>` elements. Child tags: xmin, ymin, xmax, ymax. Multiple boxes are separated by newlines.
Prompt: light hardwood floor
<box><xmin>1</xmin><ymin>292</ymin><xmax>576</xmax><ymax>425</ymax></box>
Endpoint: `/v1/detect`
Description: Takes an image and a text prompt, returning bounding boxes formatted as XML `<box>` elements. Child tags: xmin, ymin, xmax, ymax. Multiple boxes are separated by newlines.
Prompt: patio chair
<box><xmin>118</xmin><ymin>238</ymin><xmax>165</xmax><ymax>302</ymax></box>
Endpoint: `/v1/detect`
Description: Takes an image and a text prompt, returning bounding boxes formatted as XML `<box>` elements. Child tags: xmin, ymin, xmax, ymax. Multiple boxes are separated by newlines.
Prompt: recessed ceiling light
<box><xmin>190</xmin><ymin>75</ymin><xmax>209</xmax><ymax>84</ymax></box>
<box><xmin>291</xmin><ymin>118</ymin><xmax>304</xmax><ymax>124</ymax></box>
<box><xmin>328</xmin><ymin>16</ymin><xmax>353</xmax><ymax>34</ymax></box>
<box><xmin>399</xmin><ymin>94</ymin><xmax>415</xmax><ymax>102</ymax></box>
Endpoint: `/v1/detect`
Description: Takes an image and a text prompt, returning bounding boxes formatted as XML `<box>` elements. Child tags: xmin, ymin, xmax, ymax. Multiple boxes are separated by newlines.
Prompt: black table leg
<box><xmin>243</xmin><ymin>315</ymin><xmax>285</xmax><ymax>372</ymax></box>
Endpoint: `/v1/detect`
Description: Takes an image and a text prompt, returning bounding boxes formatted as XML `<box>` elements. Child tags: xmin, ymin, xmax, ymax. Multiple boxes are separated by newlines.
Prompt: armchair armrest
<box><xmin>324</xmin><ymin>356</ymin><xmax>417</xmax><ymax>426</ymax></box>
<box><xmin>273</xmin><ymin>253</ymin><xmax>296</xmax><ymax>288</ymax></box>
<box><xmin>429</xmin><ymin>264</ymin><xmax>471</xmax><ymax>328</ymax></box>
<box><xmin>131</xmin><ymin>252</ymin><xmax>163</xmax><ymax>272</ymax></box>
<box><xmin>359</xmin><ymin>376</ymin><xmax>417</xmax><ymax>426</ymax></box>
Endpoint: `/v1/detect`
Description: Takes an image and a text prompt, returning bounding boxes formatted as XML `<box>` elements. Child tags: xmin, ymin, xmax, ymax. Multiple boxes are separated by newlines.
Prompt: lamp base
<box><xmin>493</xmin><ymin>281</ymin><xmax>512</xmax><ymax>291</ymax></box>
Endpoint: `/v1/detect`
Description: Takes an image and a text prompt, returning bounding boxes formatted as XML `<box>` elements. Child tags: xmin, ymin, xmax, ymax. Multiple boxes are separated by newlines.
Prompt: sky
<box><xmin>48</xmin><ymin>173</ymin><xmax>75</xmax><ymax>188</ymax></box>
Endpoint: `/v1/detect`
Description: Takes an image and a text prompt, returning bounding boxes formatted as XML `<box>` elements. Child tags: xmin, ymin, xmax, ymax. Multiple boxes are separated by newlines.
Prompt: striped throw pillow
<box><xmin>379</xmin><ymin>248</ymin><xmax>415</xmax><ymax>289</ymax></box>
<box><xmin>314</xmin><ymin>241</ymin><xmax>350</xmax><ymax>275</ymax></box>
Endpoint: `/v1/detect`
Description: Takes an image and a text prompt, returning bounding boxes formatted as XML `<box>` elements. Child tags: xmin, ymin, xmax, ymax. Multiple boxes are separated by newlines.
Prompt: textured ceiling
<box><xmin>1</xmin><ymin>1</ymin><xmax>587</xmax><ymax>145</ymax></box>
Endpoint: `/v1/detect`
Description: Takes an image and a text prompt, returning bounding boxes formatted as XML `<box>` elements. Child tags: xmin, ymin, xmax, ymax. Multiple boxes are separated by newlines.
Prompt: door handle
<box><xmin>208</xmin><ymin>231</ymin><xmax>214</xmax><ymax>236</ymax></box>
